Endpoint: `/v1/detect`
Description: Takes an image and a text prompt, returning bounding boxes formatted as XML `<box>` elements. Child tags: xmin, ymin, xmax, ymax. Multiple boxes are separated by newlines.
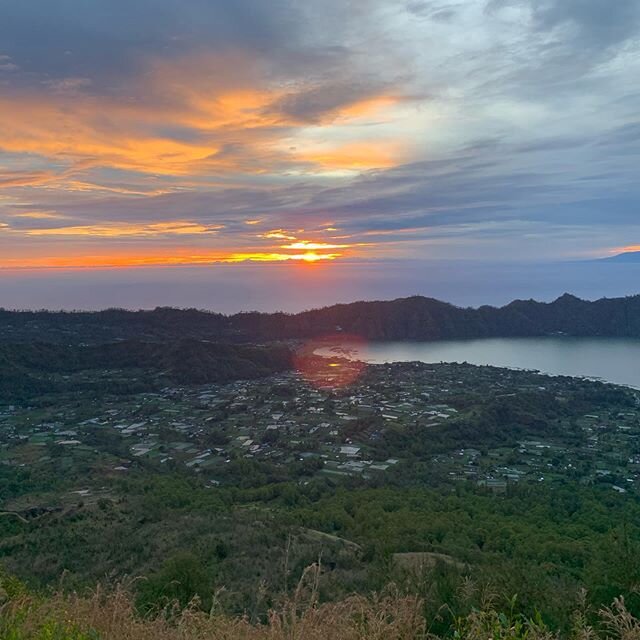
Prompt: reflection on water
<box><xmin>317</xmin><ymin>337</ymin><xmax>640</xmax><ymax>389</ymax></box>
<box><xmin>325</xmin><ymin>345</ymin><xmax>362</xmax><ymax>359</ymax></box>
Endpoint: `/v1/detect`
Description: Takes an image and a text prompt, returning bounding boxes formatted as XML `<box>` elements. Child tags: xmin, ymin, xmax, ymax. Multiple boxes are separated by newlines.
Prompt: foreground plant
<box><xmin>2</xmin><ymin>575</ymin><xmax>640</xmax><ymax>640</ymax></box>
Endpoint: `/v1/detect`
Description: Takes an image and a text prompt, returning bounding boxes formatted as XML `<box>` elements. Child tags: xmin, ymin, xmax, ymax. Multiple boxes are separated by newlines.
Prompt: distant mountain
<box><xmin>2</xmin><ymin>293</ymin><xmax>640</xmax><ymax>343</ymax></box>
<box><xmin>600</xmin><ymin>251</ymin><xmax>640</xmax><ymax>263</ymax></box>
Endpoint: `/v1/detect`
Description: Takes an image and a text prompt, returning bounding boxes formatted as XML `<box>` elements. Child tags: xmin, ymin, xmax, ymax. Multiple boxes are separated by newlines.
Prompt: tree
<box><xmin>136</xmin><ymin>552</ymin><xmax>215</xmax><ymax>613</ymax></box>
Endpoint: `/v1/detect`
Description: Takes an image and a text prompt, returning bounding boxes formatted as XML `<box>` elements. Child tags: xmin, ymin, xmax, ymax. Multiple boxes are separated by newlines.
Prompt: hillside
<box><xmin>2</xmin><ymin>359</ymin><xmax>639</xmax><ymax>632</ymax></box>
<box><xmin>2</xmin><ymin>300</ymin><xmax>640</xmax><ymax>635</ymax></box>
<box><xmin>0</xmin><ymin>340</ymin><xmax>292</xmax><ymax>400</ymax></box>
<box><xmin>3</xmin><ymin>293</ymin><xmax>640</xmax><ymax>343</ymax></box>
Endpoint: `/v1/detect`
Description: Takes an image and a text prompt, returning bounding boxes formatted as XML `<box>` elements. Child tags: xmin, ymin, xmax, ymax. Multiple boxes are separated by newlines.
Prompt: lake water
<box><xmin>317</xmin><ymin>337</ymin><xmax>640</xmax><ymax>389</ymax></box>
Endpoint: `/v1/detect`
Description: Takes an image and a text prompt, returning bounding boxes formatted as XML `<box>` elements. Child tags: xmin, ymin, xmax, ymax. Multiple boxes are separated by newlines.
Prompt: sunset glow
<box><xmin>0</xmin><ymin>246</ymin><xmax>344</xmax><ymax>270</ymax></box>
<box><xmin>616</xmin><ymin>246</ymin><xmax>640</xmax><ymax>255</ymax></box>
<box><xmin>0</xmin><ymin>39</ymin><xmax>413</xmax><ymax>270</ymax></box>
<box><xmin>0</xmin><ymin>0</ymin><xmax>638</xmax><ymax>285</ymax></box>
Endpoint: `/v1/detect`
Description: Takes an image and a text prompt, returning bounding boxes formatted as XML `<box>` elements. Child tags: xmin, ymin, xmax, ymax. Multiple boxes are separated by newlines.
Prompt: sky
<box><xmin>1</xmin><ymin>0</ymin><xmax>639</xmax><ymax>310</ymax></box>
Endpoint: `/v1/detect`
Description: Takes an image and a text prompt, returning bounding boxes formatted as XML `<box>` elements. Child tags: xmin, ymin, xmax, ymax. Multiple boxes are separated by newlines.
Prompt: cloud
<box><xmin>0</xmin><ymin>54</ymin><xmax>19</xmax><ymax>72</ymax></box>
<box><xmin>0</xmin><ymin>0</ymin><xmax>638</xmax><ymax>269</ymax></box>
<box><xmin>16</xmin><ymin>221</ymin><xmax>223</xmax><ymax>238</ymax></box>
<box><xmin>266</xmin><ymin>85</ymin><xmax>403</xmax><ymax>125</ymax></box>
<box><xmin>0</xmin><ymin>170</ymin><xmax>57</xmax><ymax>188</ymax></box>
<box><xmin>406</xmin><ymin>2</ymin><xmax>461</xmax><ymax>21</ymax></box>
<box><xmin>0</xmin><ymin>48</ymin><xmax>412</xmax><ymax>180</ymax></box>
<box><xmin>521</xmin><ymin>0</ymin><xmax>639</xmax><ymax>50</ymax></box>
<box><xmin>11</xmin><ymin>211</ymin><xmax>67</xmax><ymax>220</ymax></box>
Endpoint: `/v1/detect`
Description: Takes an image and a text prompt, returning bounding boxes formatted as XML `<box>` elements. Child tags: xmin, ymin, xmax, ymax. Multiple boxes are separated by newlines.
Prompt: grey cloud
<box><xmin>526</xmin><ymin>0</ymin><xmax>640</xmax><ymax>50</ymax></box>
<box><xmin>406</xmin><ymin>1</ymin><xmax>462</xmax><ymax>21</ymax></box>
<box><xmin>513</xmin><ymin>138</ymin><xmax>588</xmax><ymax>153</ymax></box>
<box><xmin>283</xmin><ymin>123</ymin><xmax>640</xmax><ymax>235</ymax></box>
<box><xmin>490</xmin><ymin>0</ymin><xmax>639</xmax><ymax>68</ymax></box>
<box><xmin>476</xmin><ymin>0</ymin><xmax>640</xmax><ymax>104</ymax></box>
<box><xmin>0</xmin><ymin>0</ymin><xmax>384</xmax><ymax>95</ymax></box>
<box><xmin>597</xmin><ymin>122</ymin><xmax>640</xmax><ymax>146</ymax></box>
<box><xmin>265</xmin><ymin>83</ymin><xmax>382</xmax><ymax>124</ymax></box>
<box><xmin>487</xmin><ymin>0</ymin><xmax>640</xmax><ymax>49</ymax></box>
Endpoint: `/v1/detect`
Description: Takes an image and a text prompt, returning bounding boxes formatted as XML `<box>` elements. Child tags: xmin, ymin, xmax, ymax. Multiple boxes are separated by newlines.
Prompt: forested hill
<box><xmin>2</xmin><ymin>293</ymin><xmax>640</xmax><ymax>343</ymax></box>
<box><xmin>0</xmin><ymin>340</ymin><xmax>292</xmax><ymax>400</ymax></box>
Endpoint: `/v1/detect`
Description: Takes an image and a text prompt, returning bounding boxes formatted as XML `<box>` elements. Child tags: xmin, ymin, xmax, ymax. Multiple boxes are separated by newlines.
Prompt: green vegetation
<box><xmin>3</xmin><ymin>465</ymin><xmax>639</xmax><ymax>632</ymax></box>
<box><xmin>1</xmin><ymin>340</ymin><xmax>640</xmax><ymax>636</ymax></box>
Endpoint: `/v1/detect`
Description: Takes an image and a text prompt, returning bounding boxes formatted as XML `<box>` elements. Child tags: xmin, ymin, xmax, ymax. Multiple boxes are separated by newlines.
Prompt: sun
<box><xmin>292</xmin><ymin>251</ymin><xmax>339</xmax><ymax>263</ymax></box>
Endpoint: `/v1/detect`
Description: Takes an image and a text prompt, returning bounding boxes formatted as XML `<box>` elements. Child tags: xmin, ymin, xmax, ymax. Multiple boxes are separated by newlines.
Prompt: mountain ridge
<box><xmin>600</xmin><ymin>250</ymin><xmax>640</xmax><ymax>263</ymax></box>
<box><xmin>2</xmin><ymin>292</ymin><xmax>640</xmax><ymax>343</ymax></box>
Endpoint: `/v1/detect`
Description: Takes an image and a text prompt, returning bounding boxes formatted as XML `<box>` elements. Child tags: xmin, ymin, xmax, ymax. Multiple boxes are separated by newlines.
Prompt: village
<box><xmin>1</xmin><ymin>361</ymin><xmax>639</xmax><ymax>495</ymax></box>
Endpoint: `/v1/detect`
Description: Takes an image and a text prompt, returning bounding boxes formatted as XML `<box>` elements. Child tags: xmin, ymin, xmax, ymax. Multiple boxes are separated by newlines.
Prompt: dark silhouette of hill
<box><xmin>2</xmin><ymin>293</ymin><xmax>640</xmax><ymax>343</ymax></box>
<box><xmin>0</xmin><ymin>340</ymin><xmax>292</xmax><ymax>400</ymax></box>
<box><xmin>600</xmin><ymin>251</ymin><xmax>640</xmax><ymax>263</ymax></box>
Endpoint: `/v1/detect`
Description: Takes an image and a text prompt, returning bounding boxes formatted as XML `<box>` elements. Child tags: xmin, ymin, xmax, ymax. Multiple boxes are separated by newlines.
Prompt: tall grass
<box><xmin>1</xmin><ymin>586</ymin><xmax>425</xmax><ymax>639</ymax></box>
<box><xmin>2</xmin><ymin>569</ymin><xmax>640</xmax><ymax>640</ymax></box>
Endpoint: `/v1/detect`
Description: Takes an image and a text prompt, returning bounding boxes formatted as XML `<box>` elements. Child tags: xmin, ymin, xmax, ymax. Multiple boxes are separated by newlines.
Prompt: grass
<box><xmin>2</xmin><ymin>567</ymin><xmax>640</xmax><ymax>639</ymax></box>
<box><xmin>1</xmin><ymin>584</ymin><xmax>425</xmax><ymax>639</ymax></box>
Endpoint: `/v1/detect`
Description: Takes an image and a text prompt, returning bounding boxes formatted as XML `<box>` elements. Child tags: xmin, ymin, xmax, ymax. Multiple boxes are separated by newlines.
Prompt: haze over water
<box><xmin>320</xmin><ymin>336</ymin><xmax>640</xmax><ymax>389</ymax></box>
<box><xmin>2</xmin><ymin>260</ymin><xmax>640</xmax><ymax>313</ymax></box>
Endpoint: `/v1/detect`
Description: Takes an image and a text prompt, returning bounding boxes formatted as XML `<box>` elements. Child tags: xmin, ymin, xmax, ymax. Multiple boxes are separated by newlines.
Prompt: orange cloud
<box><xmin>0</xmin><ymin>54</ymin><xmax>412</xmax><ymax>273</ymax></box>
<box><xmin>0</xmin><ymin>90</ymin><xmax>403</xmax><ymax>177</ymax></box>
<box><xmin>17</xmin><ymin>221</ymin><xmax>223</xmax><ymax>238</ymax></box>
<box><xmin>0</xmin><ymin>95</ymin><xmax>220</xmax><ymax>176</ymax></box>
<box><xmin>0</xmin><ymin>55</ymin><xmax>281</xmax><ymax>177</ymax></box>
<box><xmin>338</xmin><ymin>96</ymin><xmax>401</xmax><ymax>121</ymax></box>
<box><xmin>0</xmin><ymin>170</ymin><xmax>57</xmax><ymax>188</ymax></box>
<box><xmin>295</xmin><ymin>141</ymin><xmax>403</xmax><ymax>170</ymax></box>
<box><xmin>0</xmin><ymin>53</ymin><xmax>411</xmax><ymax>182</ymax></box>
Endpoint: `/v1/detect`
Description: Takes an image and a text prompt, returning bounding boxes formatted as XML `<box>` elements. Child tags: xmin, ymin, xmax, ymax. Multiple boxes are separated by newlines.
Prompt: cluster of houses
<box><xmin>1</xmin><ymin>361</ymin><xmax>639</xmax><ymax>494</ymax></box>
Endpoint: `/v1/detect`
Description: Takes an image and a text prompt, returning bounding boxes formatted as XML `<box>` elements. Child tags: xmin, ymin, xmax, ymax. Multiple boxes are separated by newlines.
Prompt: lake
<box><xmin>317</xmin><ymin>337</ymin><xmax>640</xmax><ymax>389</ymax></box>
